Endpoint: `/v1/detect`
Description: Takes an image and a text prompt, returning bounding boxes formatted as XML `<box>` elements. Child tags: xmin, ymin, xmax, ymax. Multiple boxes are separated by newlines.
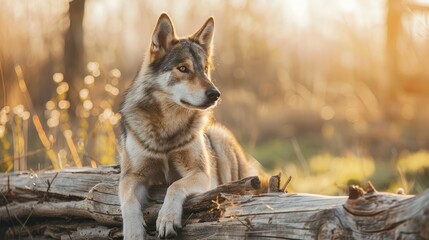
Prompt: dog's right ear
<box><xmin>150</xmin><ymin>13</ymin><xmax>177</xmax><ymax>63</ymax></box>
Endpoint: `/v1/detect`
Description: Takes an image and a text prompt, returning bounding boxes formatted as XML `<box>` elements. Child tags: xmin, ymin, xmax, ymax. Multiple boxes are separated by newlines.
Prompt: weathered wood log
<box><xmin>0</xmin><ymin>165</ymin><xmax>428</xmax><ymax>239</ymax></box>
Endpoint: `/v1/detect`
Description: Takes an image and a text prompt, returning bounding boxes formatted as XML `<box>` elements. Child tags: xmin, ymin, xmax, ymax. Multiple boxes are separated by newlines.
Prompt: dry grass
<box><xmin>0</xmin><ymin>63</ymin><xmax>121</xmax><ymax>171</ymax></box>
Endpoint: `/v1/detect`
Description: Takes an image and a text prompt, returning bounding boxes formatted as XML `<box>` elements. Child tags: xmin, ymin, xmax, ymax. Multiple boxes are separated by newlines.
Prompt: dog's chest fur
<box><xmin>121</xmin><ymin>95</ymin><xmax>211</xmax><ymax>183</ymax></box>
<box><xmin>123</xmin><ymin>96</ymin><xmax>209</xmax><ymax>151</ymax></box>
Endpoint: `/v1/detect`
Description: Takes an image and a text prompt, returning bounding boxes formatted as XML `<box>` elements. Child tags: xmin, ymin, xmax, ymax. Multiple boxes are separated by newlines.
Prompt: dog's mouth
<box><xmin>180</xmin><ymin>99</ymin><xmax>218</xmax><ymax>110</ymax></box>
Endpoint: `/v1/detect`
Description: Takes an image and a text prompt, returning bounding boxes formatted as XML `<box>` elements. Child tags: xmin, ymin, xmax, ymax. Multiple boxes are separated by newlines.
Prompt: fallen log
<box><xmin>0</xmin><ymin>165</ymin><xmax>428</xmax><ymax>239</ymax></box>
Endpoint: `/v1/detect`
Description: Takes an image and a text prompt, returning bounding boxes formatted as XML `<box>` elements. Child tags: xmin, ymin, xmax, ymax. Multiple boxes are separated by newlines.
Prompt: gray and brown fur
<box><xmin>119</xmin><ymin>13</ymin><xmax>268</xmax><ymax>240</ymax></box>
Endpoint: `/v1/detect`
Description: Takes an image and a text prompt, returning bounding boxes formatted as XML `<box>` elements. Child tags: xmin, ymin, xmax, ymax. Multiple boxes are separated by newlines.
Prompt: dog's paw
<box><xmin>156</xmin><ymin>203</ymin><xmax>182</xmax><ymax>239</ymax></box>
<box><xmin>122</xmin><ymin>211</ymin><xmax>146</xmax><ymax>239</ymax></box>
<box><xmin>123</xmin><ymin>224</ymin><xmax>146</xmax><ymax>240</ymax></box>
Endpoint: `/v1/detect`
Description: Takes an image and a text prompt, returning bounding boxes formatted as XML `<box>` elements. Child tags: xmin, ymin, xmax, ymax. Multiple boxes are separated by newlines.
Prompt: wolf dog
<box><xmin>119</xmin><ymin>13</ymin><xmax>268</xmax><ymax>239</ymax></box>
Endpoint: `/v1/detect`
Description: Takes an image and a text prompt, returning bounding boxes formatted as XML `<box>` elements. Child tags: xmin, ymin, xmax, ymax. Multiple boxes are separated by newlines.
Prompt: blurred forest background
<box><xmin>1</xmin><ymin>0</ymin><xmax>429</xmax><ymax>195</ymax></box>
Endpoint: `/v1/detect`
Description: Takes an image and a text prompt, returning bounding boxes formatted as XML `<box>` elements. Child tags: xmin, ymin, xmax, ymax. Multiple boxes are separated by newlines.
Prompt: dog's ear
<box><xmin>150</xmin><ymin>13</ymin><xmax>177</xmax><ymax>62</ymax></box>
<box><xmin>190</xmin><ymin>17</ymin><xmax>214</xmax><ymax>55</ymax></box>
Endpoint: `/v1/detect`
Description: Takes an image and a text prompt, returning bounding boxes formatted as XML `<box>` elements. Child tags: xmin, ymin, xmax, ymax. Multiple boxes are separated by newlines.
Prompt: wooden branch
<box><xmin>1</xmin><ymin>165</ymin><xmax>428</xmax><ymax>239</ymax></box>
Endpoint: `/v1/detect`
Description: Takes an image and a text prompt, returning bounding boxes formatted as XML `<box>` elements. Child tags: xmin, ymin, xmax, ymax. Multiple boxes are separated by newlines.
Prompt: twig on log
<box><xmin>366</xmin><ymin>180</ymin><xmax>377</xmax><ymax>193</ymax></box>
<box><xmin>281</xmin><ymin>176</ymin><xmax>292</xmax><ymax>193</ymax></box>
<box><xmin>40</xmin><ymin>172</ymin><xmax>58</xmax><ymax>203</ymax></box>
<box><xmin>7</xmin><ymin>175</ymin><xmax>10</xmax><ymax>194</ymax></box>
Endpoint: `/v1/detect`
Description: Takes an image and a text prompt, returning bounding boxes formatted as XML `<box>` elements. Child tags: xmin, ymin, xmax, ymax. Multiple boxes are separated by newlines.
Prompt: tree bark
<box><xmin>64</xmin><ymin>0</ymin><xmax>86</xmax><ymax>112</ymax></box>
<box><xmin>0</xmin><ymin>165</ymin><xmax>428</xmax><ymax>239</ymax></box>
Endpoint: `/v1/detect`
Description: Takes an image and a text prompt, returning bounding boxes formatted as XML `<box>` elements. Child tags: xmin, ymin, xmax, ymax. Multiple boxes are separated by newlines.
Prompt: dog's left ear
<box><xmin>190</xmin><ymin>17</ymin><xmax>215</xmax><ymax>54</ymax></box>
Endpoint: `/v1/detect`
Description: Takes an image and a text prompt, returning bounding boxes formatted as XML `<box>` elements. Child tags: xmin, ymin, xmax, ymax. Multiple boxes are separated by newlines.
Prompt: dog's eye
<box><xmin>178</xmin><ymin>66</ymin><xmax>188</xmax><ymax>73</ymax></box>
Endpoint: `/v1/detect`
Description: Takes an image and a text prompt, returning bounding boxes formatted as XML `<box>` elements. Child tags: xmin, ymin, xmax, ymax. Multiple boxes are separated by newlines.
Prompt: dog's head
<box><xmin>146</xmin><ymin>13</ymin><xmax>220</xmax><ymax>110</ymax></box>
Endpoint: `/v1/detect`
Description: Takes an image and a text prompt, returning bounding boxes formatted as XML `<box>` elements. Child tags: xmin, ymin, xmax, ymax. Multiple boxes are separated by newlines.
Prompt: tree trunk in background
<box><xmin>64</xmin><ymin>0</ymin><xmax>85</xmax><ymax>110</ymax></box>
<box><xmin>385</xmin><ymin>0</ymin><xmax>402</xmax><ymax>114</ymax></box>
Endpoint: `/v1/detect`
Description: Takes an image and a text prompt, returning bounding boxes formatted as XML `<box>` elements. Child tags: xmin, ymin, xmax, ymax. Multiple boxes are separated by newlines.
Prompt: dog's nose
<box><xmin>205</xmin><ymin>88</ymin><xmax>220</xmax><ymax>101</ymax></box>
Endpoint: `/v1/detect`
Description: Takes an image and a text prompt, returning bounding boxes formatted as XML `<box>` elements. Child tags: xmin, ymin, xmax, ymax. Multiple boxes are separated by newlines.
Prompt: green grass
<box><xmin>245</xmin><ymin>136</ymin><xmax>323</xmax><ymax>171</ymax></box>
<box><xmin>244</xmin><ymin>138</ymin><xmax>429</xmax><ymax>195</ymax></box>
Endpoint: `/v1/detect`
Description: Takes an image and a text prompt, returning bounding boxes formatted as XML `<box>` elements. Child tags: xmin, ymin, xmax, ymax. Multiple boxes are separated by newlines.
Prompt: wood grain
<box><xmin>1</xmin><ymin>165</ymin><xmax>428</xmax><ymax>239</ymax></box>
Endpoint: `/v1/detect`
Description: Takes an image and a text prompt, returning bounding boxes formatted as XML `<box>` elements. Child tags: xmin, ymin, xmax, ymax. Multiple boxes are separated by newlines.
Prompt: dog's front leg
<box><xmin>119</xmin><ymin>174</ymin><xmax>148</xmax><ymax>240</ymax></box>
<box><xmin>156</xmin><ymin>171</ymin><xmax>209</xmax><ymax>238</ymax></box>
